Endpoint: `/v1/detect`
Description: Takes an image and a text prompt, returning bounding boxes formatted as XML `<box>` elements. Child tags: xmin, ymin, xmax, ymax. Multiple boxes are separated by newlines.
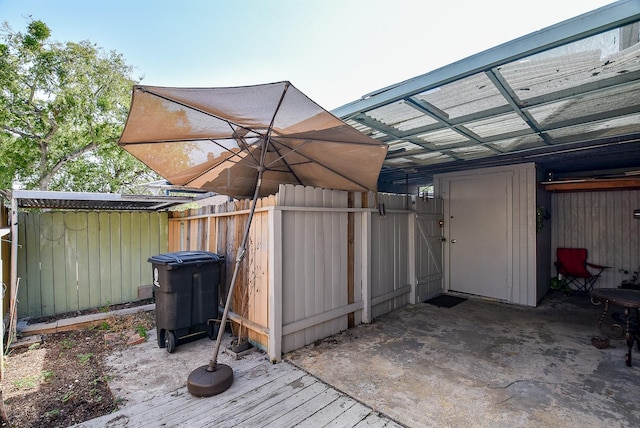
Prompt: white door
<box><xmin>447</xmin><ymin>174</ymin><xmax>510</xmax><ymax>300</ymax></box>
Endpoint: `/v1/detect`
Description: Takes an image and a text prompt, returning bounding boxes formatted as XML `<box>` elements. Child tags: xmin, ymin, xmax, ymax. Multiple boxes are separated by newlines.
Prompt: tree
<box><xmin>0</xmin><ymin>19</ymin><xmax>158</xmax><ymax>192</ymax></box>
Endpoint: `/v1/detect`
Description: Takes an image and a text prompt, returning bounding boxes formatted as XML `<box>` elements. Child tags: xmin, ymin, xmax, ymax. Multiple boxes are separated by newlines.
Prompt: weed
<box><xmin>27</xmin><ymin>342</ymin><xmax>41</xmax><ymax>351</ymax></box>
<box><xmin>99</xmin><ymin>301</ymin><xmax>111</xmax><ymax>313</ymax></box>
<box><xmin>61</xmin><ymin>338</ymin><xmax>75</xmax><ymax>349</ymax></box>
<box><xmin>136</xmin><ymin>325</ymin><xmax>148</xmax><ymax>338</ymax></box>
<box><xmin>44</xmin><ymin>409</ymin><xmax>60</xmax><ymax>418</ymax></box>
<box><xmin>95</xmin><ymin>320</ymin><xmax>111</xmax><ymax>331</ymax></box>
<box><xmin>42</xmin><ymin>370</ymin><xmax>55</xmax><ymax>381</ymax></box>
<box><xmin>13</xmin><ymin>376</ymin><xmax>38</xmax><ymax>390</ymax></box>
<box><xmin>13</xmin><ymin>370</ymin><xmax>55</xmax><ymax>390</ymax></box>
<box><xmin>78</xmin><ymin>353</ymin><xmax>94</xmax><ymax>364</ymax></box>
<box><xmin>60</xmin><ymin>391</ymin><xmax>76</xmax><ymax>403</ymax></box>
<box><xmin>90</xmin><ymin>374</ymin><xmax>111</xmax><ymax>385</ymax></box>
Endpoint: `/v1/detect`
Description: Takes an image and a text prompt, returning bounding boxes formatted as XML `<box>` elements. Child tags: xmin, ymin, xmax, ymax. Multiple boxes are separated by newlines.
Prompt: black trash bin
<box><xmin>148</xmin><ymin>251</ymin><xmax>225</xmax><ymax>353</ymax></box>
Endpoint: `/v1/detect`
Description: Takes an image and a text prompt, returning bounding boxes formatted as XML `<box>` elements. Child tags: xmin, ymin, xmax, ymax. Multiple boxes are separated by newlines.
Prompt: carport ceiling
<box><xmin>333</xmin><ymin>0</ymin><xmax>640</xmax><ymax>192</ymax></box>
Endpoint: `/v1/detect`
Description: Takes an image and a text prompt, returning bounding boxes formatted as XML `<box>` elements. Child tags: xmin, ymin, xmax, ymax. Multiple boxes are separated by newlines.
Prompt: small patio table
<box><xmin>590</xmin><ymin>288</ymin><xmax>640</xmax><ymax>366</ymax></box>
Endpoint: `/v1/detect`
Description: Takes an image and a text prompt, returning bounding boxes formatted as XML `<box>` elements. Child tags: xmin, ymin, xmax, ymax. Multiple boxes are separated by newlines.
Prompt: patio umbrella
<box><xmin>119</xmin><ymin>81</ymin><xmax>388</xmax><ymax>396</ymax></box>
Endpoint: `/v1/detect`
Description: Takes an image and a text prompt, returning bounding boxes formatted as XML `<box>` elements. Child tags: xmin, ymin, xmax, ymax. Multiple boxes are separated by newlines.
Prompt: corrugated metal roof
<box><xmin>333</xmin><ymin>0</ymin><xmax>640</xmax><ymax>192</ymax></box>
<box><xmin>10</xmin><ymin>190</ymin><xmax>195</xmax><ymax>211</ymax></box>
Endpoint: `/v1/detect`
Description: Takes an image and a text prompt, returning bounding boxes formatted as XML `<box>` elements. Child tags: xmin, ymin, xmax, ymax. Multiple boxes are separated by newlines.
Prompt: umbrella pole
<box><xmin>208</xmin><ymin>177</ymin><xmax>262</xmax><ymax>368</ymax></box>
<box><xmin>187</xmin><ymin>167</ymin><xmax>265</xmax><ymax>397</ymax></box>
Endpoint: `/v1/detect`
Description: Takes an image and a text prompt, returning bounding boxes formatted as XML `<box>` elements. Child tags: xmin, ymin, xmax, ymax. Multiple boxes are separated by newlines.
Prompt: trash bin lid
<box><xmin>147</xmin><ymin>251</ymin><xmax>224</xmax><ymax>266</ymax></box>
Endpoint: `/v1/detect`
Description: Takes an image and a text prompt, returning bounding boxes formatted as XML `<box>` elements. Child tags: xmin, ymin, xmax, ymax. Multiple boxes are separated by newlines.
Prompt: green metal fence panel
<box><xmin>17</xmin><ymin>210</ymin><xmax>168</xmax><ymax>318</ymax></box>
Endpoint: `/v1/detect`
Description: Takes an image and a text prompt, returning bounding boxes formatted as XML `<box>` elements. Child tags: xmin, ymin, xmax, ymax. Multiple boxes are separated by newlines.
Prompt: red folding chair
<box><xmin>555</xmin><ymin>248</ymin><xmax>610</xmax><ymax>294</ymax></box>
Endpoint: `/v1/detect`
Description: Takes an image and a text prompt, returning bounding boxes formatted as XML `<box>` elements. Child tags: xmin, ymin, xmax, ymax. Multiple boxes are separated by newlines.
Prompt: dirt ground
<box><xmin>1</xmin><ymin>308</ymin><xmax>156</xmax><ymax>428</ymax></box>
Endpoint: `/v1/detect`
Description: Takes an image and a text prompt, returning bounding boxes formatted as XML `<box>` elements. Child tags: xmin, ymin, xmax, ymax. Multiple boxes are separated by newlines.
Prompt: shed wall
<box><xmin>17</xmin><ymin>211</ymin><xmax>168</xmax><ymax>318</ymax></box>
<box><xmin>551</xmin><ymin>189</ymin><xmax>640</xmax><ymax>288</ymax></box>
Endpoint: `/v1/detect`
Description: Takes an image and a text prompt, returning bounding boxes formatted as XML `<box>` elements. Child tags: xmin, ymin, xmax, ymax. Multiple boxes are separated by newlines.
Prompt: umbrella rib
<box><xmin>136</xmin><ymin>86</ymin><xmax>264</xmax><ymax>138</ymax></box>
<box><xmin>267</xmin><ymin>138</ymin><xmax>373</xmax><ymax>192</ymax></box>
<box><xmin>275</xmin><ymin>134</ymin><xmax>388</xmax><ymax>147</ymax></box>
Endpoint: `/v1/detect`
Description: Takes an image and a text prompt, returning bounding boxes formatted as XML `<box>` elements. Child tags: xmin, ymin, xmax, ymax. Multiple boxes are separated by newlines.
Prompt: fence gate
<box><xmin>415</xmin><ymin>197</ymin><xmax>444</xmax><ymax>302</ymax></box>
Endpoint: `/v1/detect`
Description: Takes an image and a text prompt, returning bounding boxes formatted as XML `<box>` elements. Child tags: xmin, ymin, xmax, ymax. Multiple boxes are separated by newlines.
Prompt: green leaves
<box><xmin>0</xmin><ymin>19</ymin><xmax>158</xmax><ymax>191</ymax></box>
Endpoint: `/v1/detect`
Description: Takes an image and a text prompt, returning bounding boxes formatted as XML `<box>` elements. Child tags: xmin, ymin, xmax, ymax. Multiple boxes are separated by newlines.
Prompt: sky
<box><xmin>0</xmin><ymin>0</ymin><xmax>616</xmax><ymax>110</ymax></box>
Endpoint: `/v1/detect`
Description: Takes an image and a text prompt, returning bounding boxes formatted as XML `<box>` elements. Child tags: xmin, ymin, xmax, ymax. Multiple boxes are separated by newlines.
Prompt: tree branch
<box><xmin>39</xmin><ymin>142</ymin><xmax>98</xmax><ymax>190</ymax></box>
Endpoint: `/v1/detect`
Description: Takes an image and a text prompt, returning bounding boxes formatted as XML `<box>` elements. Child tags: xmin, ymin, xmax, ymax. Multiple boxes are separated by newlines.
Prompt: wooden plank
<box><xmin>542</xmin><ymin>178</ymin><xmax>640</xmax><ymax>191</ymax></box>
<box><xmin>110</xmin><ymin>212</ymin><xmax>123</xmax><ymax>305</ymax></box>
<box><xmin>148</xmin><ymin>212</ymin><xmax>161</xmax><ymax>257</ymax></box>
<box><xmin>52</xmin><ymin>211</ymin><xmax>67</xmax><ymax>314</ymax></box>
<box><xmin>166</xmin><ymin>369</ymin><xmax>310</xmax><ymax>426</ymax></box>
<box><xmin>353</xmin><ymin>412</ymin><xmax>391</xmax><ymax>427</ymax></box>
<box><xmin>311</xmin><ymin>187</ymin><xmax>324</xmax><ymax>343</ymax></box>
<box><xmin>261</xmin><ymin>385</ymin><xmax>343</xmax><ymax>428</ymax></box>
<box><xmin>324</xmin><ymin>189</ymin><xmax>339</xmax><ymax>336</ymax></box>
<box><xmin>238</xmin><ymin>379</ymin><xmax>329</xmax><ymax>427</ymax></box>
<box><xmin>129</xmin><ymin>212</ymin><xmax>143</xmax><ymax>292</ymax></box>
<box><xmin>40</xmin><ymin>212</ymin><xmax>56</xmax><ymax>316</ymax></box>
<box><xmin>98</xmin><ymin>212</ymin><xmax>112</xmax><ymax>307</ymax></box>
<box><xmin>24</xmin><ymin>213</ymin><xmax>41</xmax><ymax>318</ymax></box>
<box><xmin>76</xmin><ymin>212</ymin><xmax>90</xmax><ymax>311</ymax></box>
<box><xmin>64</xmin><ymin>212</ymin><xmax>79</xmax><ymax>312</ymax></box>
<box><xmin>282</xmin><ymin>302</ymin><xmax>364</xmax><ymax>336</ymax></box>
<box><xmin>348</xmin><ymin>192</ymin><xmax>355</xmax><ymax>328</ymax></box>
<box><xmin>210</xmin><ymin>374</ymin><xmax>318</xmax><ymax>426</ymax></box>
<box><xmin>302</xmin><ymin>187</ymin><xmax>317</xmax><ymax>345</ymax></box>
<box><xmin>139</xmin><ymin>212</ymin><xmax>151</xmax><ymax>288</ymax></box>
<box><xmin>87</xmin><ymin>212</ymin><xmax>101</xmax><ymax>309</ymax></box>
<box><xmin>82</xmin><ymin>358</ymin><xmax>298</xmax><ymax>427</ymax></box>
<box><xmin>324</xmin><ymin>401</ymin><xmax>374</xmax><ymax>427</ymax></box>
<box><xmin>268</xmin><ymin>207</ymin><xmax>283</xmax><ymax>362</ymax></box>
<box><xmin>120</xmin><ymin>212</ymin><xmax>133</xmax><ymax>302</ymax></box>
<box><xmin>295</xmin><ymin>396</ymin><xmax>357</xmax><ymax>427</ymax></box>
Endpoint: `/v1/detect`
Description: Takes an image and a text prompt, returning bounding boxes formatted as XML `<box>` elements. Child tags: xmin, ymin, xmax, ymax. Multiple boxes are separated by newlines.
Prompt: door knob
<box><xmin>451</xmin><ymin>239</ymin><xmax>457</xmax><ymax>243</ymax></box>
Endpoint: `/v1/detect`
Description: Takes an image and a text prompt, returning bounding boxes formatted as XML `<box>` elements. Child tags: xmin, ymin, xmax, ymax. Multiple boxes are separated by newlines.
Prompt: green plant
<box><xmin>13</xmin><ymin>376</ymin><xmax>39</xmax><ymax>390</ymax></box>
<box><xmin>13</xmin><ymin>370</ymin><xmax>54</xmax><ymax>390</ymax></box>
<box><xmin>61</xmin><ymin>338</ymin><xmax>75</xmax><ymax>349</ymax></box>
<box><xmin>99</xmin><ymin>301</ymin><xmax>111</xmax><ymax>313</ymax></box>
<box><xmin>44</xmin><ymin>409</ymin><xmax>60</xmax><ymax>418</ymax></box>
<box><xmin>28</xmin><ymin>342</ymin><xmax>41</xmax><ymax>350</ymax></box>
<box><xmin>42</xmin><ymin>370</ymin><xmax>55</xmax><ymax>381</ymax></box>
<box><xmin>136</xmin><ymin>325</ymin><xmax>148</xmax><ymax>338</ymax></box>
<box><xmin>91</xmin><ymin>374</ymin><xmax>111</xmax><ymax>385</ymax></box>
<box><xmin>96</xmin><ymin>320</ymin><xmax>111</xmax><ymax>331</ymax></box>
<box><xmin>60</xmin><ymin>391</ymin><xmax>76</xmax><ymax>403</ymax></box>
<box><xmin>78</xmin><ymin>353</ymin><xmax>94</xmax><ymax>364</ymax></box>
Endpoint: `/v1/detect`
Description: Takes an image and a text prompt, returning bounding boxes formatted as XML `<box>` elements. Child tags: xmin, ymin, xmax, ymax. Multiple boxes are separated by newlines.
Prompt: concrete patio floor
<box><xmin>285</xmin><ymin>291</ymin><xmax>640</xmax><ymax>427</ymax></box>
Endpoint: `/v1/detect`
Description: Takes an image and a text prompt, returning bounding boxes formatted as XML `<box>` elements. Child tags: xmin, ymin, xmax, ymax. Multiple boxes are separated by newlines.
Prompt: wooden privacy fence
<box><xmin>169</xmin><ymin>184</ymin><xmax>421</xmax><ymax>361</ymax></box>
<box><xmin>17</xmin><ymin>211</ymin><xmax>167</xmax><ymax>318</ymax></box>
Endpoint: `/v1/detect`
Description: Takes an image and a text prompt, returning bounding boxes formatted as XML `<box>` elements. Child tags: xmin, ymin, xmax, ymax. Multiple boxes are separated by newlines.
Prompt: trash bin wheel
<box><xmin>165</xmin><ymin>330</ymin><xmax>176</xmax><ymax>353</ymax></box>
<box><xmin>207</xmin><ymin>320</ymin><xmax>219</xmax><ymax>340</ymax></box>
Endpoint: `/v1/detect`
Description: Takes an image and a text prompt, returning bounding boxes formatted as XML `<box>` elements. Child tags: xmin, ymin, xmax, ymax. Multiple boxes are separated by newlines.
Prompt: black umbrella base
<box><xmin>187</xmin><ymin>363</ymin><xmax>233</xmax><ymax>397</ymax></box>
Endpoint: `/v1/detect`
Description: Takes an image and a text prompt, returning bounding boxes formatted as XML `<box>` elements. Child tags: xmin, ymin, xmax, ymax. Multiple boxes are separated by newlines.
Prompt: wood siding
<box><xmin>17</xmin><ymin>211</ymin><xmax>168</xmax><ymax>318</ymax></box>
<box><xmin>551</xmin><ymin>190</ymin><xmax>640</xmax><ymax>288</ymax></box>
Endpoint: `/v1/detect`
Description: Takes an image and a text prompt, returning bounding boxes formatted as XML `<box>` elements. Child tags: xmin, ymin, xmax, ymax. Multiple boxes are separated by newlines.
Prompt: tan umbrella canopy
<box><xmin>119</xmin><ymin>81</ymin><xmax>387</xmax><ymax>199</ymax></box>
<box><xmin>119</xmin><ymin>81</ymin><xmax>388</xmax><ymax>397</ymax></box>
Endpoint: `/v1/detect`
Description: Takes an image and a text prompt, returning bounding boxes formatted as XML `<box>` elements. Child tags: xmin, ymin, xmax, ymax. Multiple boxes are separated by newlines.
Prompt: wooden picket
<box><xmin>168</xmin><ymin>184</ymin><xmax>416</xmax><ymax>360</ymax></box>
